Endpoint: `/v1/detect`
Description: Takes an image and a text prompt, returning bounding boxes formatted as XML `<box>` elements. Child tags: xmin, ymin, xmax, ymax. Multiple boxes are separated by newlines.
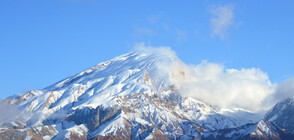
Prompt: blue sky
<box><xmin>0</xmin><ymin>0</ymin><xmax>294</xmax><ymax>99</ymax></box>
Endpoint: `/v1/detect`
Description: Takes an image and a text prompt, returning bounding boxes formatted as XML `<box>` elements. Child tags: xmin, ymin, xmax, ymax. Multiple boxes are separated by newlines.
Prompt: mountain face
<box><xmin>265</xmin><ymin>98</ymin><xmax>294</xmax><ymax>133</ymax></box>
<box><xmin>0</xmin><ymin>51</ymin><xmax>293</xmax><ymax>140</ymax></box>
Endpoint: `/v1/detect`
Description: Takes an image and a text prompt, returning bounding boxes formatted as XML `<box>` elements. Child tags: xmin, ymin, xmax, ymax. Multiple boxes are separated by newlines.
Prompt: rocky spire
<box><xmin>144</xmin><ymin>70</ymin><xmax>150</xmax><ymax>82</ymax></box>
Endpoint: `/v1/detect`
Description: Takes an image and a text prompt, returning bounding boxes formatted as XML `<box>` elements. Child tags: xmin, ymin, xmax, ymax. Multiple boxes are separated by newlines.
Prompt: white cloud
<box><xmin>134</xmin><ymin>45</ymin><xmax>277</xmax><ymax>112</ymax></box>
<box><xmin>210</xmin><ymin>5</ymin><xmax>235</xmax><ymax>39</ymax></box>
<box><xmin>171</xmin><ymin>61</ymin><xmax>276</xmax><ymax>112</ymax></box>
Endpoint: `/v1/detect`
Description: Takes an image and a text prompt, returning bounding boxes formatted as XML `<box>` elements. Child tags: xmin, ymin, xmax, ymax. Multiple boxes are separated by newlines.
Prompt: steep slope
<box><xmin>265</xmin><ymin>98</ymin><xmax>294</xmax><ymax>133</ymax></box>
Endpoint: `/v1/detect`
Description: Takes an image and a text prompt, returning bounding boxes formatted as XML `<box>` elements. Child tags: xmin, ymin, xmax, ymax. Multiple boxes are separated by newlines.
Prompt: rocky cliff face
<box><xmin>1</xmin><ymin>51</ymin><xmax>294</xmax><ymax>140</ymax></box>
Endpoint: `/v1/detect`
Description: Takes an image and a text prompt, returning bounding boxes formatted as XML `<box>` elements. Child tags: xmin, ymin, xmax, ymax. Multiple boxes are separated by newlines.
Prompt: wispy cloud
<box><xmin>162</xmin><ymin>23</ymin><xmax>170</xmax><ymax>31</ymax></box>
<box><xmin>210</xmin><ymin>5</ymin><xmax>235</xmax><ymax>39</ymax></box>
<box><xmin>176</xmin><ymin>29</ymin><xmax>187</xmax><ymax>42</ymax></box>
<box><xmin>267</xmin><ymin>78</ymin><xmax>294</xmax><ymax>103</ymax></box>
<box><xmin>148</xmin><ymin>15</ymin><xmax>161</xmax><ymax>24</ymax></box>
<box><xmin>0</xmin><ymin>103</ymin><xmax>30</xmax><ymax>124</ymax></box>
<box><xmin>134</xmin><ymin>28</ymin><xmax>154</xmax><ymax>37</ymax></box>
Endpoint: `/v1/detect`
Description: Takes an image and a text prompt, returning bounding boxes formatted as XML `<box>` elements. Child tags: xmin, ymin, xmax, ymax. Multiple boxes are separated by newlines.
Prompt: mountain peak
<box><xmin>265</xmin><ymin>98</ymin><xmax>294</xmax><ymax>133</ymax></box>
<box><xmin>1</xmin><ymin>49</ymin><xmax>294</xmax><ymax>139</ymax></box>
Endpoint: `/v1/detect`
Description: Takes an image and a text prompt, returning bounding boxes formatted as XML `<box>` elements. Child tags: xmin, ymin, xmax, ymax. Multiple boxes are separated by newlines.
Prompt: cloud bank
<box><xmin>210</xmin><ymin>5</ymin><xmax>234</xmax><ymax>39</ymax></box>
<box><xmin>135</xmin><ymin>45</ymin><xmax>279</xmax><ymax>112</ymax></box>
<box><xmin>170</xmin><ymin>61</ymin><xmax>276</xmax><ymax>112</ymax></box>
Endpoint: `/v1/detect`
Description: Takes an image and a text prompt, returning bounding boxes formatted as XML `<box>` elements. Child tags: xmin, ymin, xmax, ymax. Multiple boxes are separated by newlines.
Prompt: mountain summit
<box><xmin>1</xmin><ymin>49</ymin><xmax>294</xmax><ymax>140</ymax></box>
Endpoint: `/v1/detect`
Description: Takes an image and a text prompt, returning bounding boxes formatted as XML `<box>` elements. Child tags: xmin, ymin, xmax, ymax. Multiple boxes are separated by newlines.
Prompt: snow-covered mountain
<box><xmin>0</xmin><ymin>50</ymin><xmax>293</xmax><ymax>140</ymax></box>
<box><xmin>265</xmin><ymin>98</ymin><xmax>294</xmax><ymax>133</ymax></box>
